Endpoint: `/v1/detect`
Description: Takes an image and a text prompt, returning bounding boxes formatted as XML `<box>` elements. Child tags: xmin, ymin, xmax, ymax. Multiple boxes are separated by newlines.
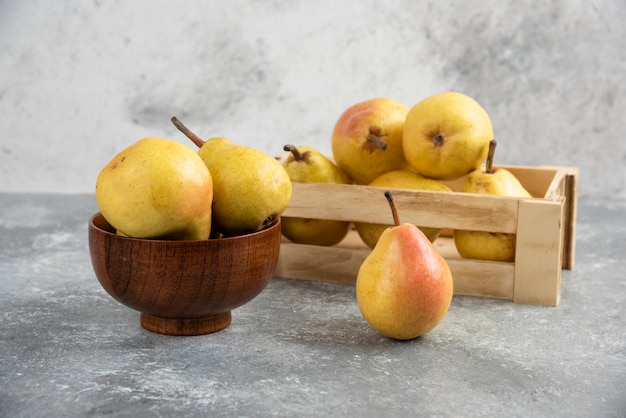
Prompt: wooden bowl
<box><xmin>88</xmin><ymin>213</ymin><xmax>281</xmax><ymax>336</ymax></box>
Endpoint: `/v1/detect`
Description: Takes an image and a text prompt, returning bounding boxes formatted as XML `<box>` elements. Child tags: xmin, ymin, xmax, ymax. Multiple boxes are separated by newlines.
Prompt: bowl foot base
<box><xmin>140</xmin><ymin>312</ymin><xmax>232</xmax><ymax>336</ymax></box>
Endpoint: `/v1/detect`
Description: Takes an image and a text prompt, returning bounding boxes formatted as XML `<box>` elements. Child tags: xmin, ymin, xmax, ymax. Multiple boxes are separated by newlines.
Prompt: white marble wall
<box><xmin>1</xmin><ymin>0</ymin><xmax>624</xmax><ymax>197</ymax></box>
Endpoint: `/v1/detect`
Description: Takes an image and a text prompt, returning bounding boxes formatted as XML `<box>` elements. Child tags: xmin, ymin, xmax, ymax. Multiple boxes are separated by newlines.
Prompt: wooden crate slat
<box><xmin>513</xmin><ymin>198</ymin><xmax>564</xmax><ymax>306</ymax></box>
<box><xmin>446</xmin><ymin>258</ymin><xmax>514</xmax><ymax>299</ymax></box>
<box><xmin>275</xmin><ymin>241</ymin><xmax>364</xmax><ymax>284</ymax></box>
<box><xmin>284</xmin><ymin>183</ymin><xmax>521</xmax><ymax>233</ymax></box>
<box><xmin>538</xmin><ymin>166</ymin><xmax>578</xmax><ymax>269</ymax></box>
<box><xmin>276</xmin><ymin>234</ymin><xmax>515</xmax><ymax>300</ymax></box>
<box><xmin>561</xmin><ymin>168</ymin><xmax>578</xmax><ymax>269</ymax></box>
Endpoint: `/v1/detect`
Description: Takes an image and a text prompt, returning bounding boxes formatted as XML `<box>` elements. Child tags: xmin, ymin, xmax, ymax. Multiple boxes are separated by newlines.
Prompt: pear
<box><xmin>355</xmin><ymin>170</ymin><xmax>452</xmax><ymax>248</ymax></box>
<box><xmin>454</xmin><ymin>140</ymin><xmax>532</xmax><ymax>262</ymax></box>
<box><xmin>95</xmin><ymin>137</ymin><xmax>213</xmax><ymax>240</ymax></box>
<box><xmin>356</xmin><ymin>191</ymin><xmax>453</xmax><ymax>340</ymax></box>
<box><xmin>172</xmin><ymin>117</ymin><xmax>292</xmax><ymax>237</ymax></box>
<box><xmin>403</xmin><ymin>92</ymin><xmax>493</xmax><ymax>180</ymax></box>
<box><xmin>331</xmin><ymin>98</ymin><xmax>409</xmax><ymax>185</ymax></box>
<box><xmin>280</xmin><ymin>144</ymin><xmax>353</xmax><ymax>246</ymax></box>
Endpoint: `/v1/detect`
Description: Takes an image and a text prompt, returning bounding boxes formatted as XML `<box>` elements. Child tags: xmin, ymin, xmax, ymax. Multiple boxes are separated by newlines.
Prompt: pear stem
<box><xmin>384</xmin><ymin>191</ymin><xmax>401</xmax><ymax>226</ymax></box>
<box><xmin>283</xmin><ymin>144</ymin><xmax>303</xmax><ymax>161</ymax></box>
<box><xmin>171</xmin><ymin>116</ymin><xmax>205</xmax><ymax>148</ymax></box>
<box><xmin>366</xmin><ymin>132</ymin><xmax>388</xmax><ymax>151</ymax></box>
<box><xmin>486</xmin><ymin>139</ymin><xmax>497</xmax><ymax>174</ymax></box>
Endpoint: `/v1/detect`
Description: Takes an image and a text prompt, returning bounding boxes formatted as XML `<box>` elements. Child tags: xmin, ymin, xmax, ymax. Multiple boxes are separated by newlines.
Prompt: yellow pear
<box><xmin>356</xmin><ymin>191</ymin><xmax>453</xmax><ymax>340</ymax></box>
<box><xmin>172</xmin><ymin>117</ymin><xmax>292</xmax><ymax>237</ymax></box>
<box><xmin>403</xmin><ymin>91</ymin><xmax>493</xmax><ymax>180</ymax></box>
<box><xmin>355</xmin><ymin>170</ymin><xmax>452</xmax><ymax>248</ymax></box>
<box><xmin>280</xmin><ymin>144</ymin><xmax>353</xmax><ymax>246</ymax></box>
<box><xmin>454</xmin><ymin>140</ymin><xmax>532</xmax><ymax>262</ymax></box>
<box><xmin>95</xmin><ymin>137</ymin><xmax>213</xmax><ymax>240</ymax></box>
<box><xmin>331</xmin><ymin>98</ymin><xmax>409</xmax><ymax>185</ymax></box>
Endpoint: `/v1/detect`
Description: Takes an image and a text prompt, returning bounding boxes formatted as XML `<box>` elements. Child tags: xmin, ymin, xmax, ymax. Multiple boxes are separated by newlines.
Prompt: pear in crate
<box><xmin>331</xmin><ymin>98</ymin><xmax>409</xmax><ymax>185</ymax></box>
<box><xmin>172</xmin><ymin>117</ymin><xmax>292</xmax><ymax>237</ymax></box>
<box><xmin>355</xmin><ymin>170</ymin><xmax>452</xmax><ymax>249</ymax></box>
<box><xmin>95</xmin><ymin>137</ymin><xmax>213</xmax><ymax>240</ymax></box>
<box><xmin>403</xmin><ymin>91</ymin><xmax>493</xmax><ymax>180</ymax></box>
<box><xmin>454</xmin><ymin>140</ymin><xmax>532</xmax><ymax>262</ymax></box>
<box><xmin>280</xmin><ymin>144</ymin><xmax>353</xmax><ymax>246</ymax></box>
<box><xmin>356</xmin><ymin>191</ymin><xmax>453</xmax><ymax>340</ymax></box>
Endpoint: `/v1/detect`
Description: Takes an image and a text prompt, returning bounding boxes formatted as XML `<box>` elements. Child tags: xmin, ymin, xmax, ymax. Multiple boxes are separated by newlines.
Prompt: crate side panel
<box><xmin>278</xmin><ymin>166</ymin><xmax>576</xmax><ymax>305</ymax></box>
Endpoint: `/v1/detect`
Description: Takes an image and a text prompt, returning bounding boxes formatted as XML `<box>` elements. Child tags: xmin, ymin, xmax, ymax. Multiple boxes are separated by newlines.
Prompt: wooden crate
<box><xmin>275</xmin><ymin>165</ymin><xmax>578</xmax><ymax>307</ymax></box>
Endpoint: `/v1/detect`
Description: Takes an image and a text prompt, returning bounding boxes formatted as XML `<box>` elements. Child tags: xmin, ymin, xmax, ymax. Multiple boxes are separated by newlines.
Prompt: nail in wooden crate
<box><xmin>275</xmin><ymin>165</ymin><xmax>578</xmax><ymax>307</ymax></box>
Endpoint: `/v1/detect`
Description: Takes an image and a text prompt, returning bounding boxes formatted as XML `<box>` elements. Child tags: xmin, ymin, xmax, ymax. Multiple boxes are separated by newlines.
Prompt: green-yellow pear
<box><xmin>454</xmin><ymin>140</ymin><xmax>532</xmax><ymax>262</ymax></box>
<box><xmin>356</xmin><ymin>191</ymin><xmax>453</xmax><ymax>340</ymax></box>
<box><xmin>331</xmin><ymin>98</ymin><xmax>409</xmax><ymax>185</ymax></box>
<box><xmin>280</xmin><ymin>144</ymin><xmax>353</xmax><ymax>246</ymax></box>
<box><xmin>172</xmin><ymin>117</ymin><xmax>292</xmax><ymax>237</ymax></box>
<box><xmin>95</xmin><ymin>137</ymin><xmax>213</xmax><ymax>240</ymax></box>
<box><xmin>403</xmin><ymin>91</ymin><xmax>493</xmax><ymax>180</ymax></box>
<box><xmin>355</xmin><ymin>170</ymin><xmax>452</xmax><ymax>248</ymax></box>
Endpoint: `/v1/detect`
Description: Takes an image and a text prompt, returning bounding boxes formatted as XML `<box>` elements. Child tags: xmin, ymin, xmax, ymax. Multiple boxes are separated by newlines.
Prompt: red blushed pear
<box><xmin>356</xmin><ymin>191</ymin><xmax>454</xmax><ymax>340</ymax></box>
<box><xmin>331</xmin><ymin>98</ymin><xmax>409</xmax><ymax>185</ymax></box>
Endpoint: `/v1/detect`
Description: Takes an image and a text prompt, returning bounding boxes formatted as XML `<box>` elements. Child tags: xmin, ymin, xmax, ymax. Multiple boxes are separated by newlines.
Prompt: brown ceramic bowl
<box><xmin>88</xmin><ymin>213</ymin><xmax>281</xmax><ymax>336</ymax></box>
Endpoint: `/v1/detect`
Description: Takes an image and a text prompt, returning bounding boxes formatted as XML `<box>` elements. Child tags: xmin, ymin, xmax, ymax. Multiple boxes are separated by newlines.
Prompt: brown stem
<box><xmin>486</xmin><ymin>139</ymin><xmax>497</xmax><ymax>174</ymax></box>
<box><xmin>171</xmin><ymin>116</ymin><xmax>205</xmax><ymax>148</ymax></box>
<box><xmin>365</xmin><ymin>127</ymin><xmax>388</xmax><ymax>151</ymax></box>
<box><xmin>384</xmin><ymin>191</ymin><xmax>401</xmax><ymax>226</ymax></box>
<box><xmin>367</xmin><ymin>135</ymin><xmax>387</xmax><ymax>151</ymax></box>
<box><xmin>283</xmin><ymin>144</ymin><xmax>303</xmax><ymax>161</ymax></box>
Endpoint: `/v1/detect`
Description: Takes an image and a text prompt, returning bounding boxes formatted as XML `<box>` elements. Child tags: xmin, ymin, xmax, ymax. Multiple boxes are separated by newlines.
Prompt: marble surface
<box><xmin>1</xmin><ymin>1</ymin><xmax>625</xmax><ymax>198</ymax></box>
<box><xmin>0</xmin><ymin>193</ymin><xmax>624</xmax><ymax>417</ymax></box>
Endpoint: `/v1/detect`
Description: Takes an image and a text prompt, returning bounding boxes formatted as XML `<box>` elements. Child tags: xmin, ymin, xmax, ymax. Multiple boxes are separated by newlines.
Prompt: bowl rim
<box><xmin>89</xmin><ymin>212</ymin><xmax>281</xmax><ymax>243</ymax></box>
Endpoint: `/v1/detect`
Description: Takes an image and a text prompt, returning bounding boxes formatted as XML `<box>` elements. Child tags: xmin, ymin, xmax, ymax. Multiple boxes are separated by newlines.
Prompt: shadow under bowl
<box><xmin>88</xmin><ymin>213</ymin><xmax>281</xmax><ymax>336</ymax></box>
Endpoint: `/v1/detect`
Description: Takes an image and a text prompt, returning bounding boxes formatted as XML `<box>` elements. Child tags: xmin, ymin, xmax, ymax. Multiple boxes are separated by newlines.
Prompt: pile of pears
<box><xmin>281</xmin><ymin>91</ymin><xmax>532</xmax><ymax>263</ymax></box>
<box><xmin>279</xmin><ymin>92</ymin><xmax>532</xmax><ymax>340</ymax></box>
<box><xmin>95</xmin><ymin>117</ymin><xmax>292</xmax><ymax>241</ymax></box>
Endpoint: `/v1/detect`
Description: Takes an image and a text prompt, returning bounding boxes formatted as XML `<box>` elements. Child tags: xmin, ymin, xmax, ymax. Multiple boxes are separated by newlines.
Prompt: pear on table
<box><xmin>454</xmin><ymin>139</ymin><xmax>533</xmax><ymax>262</ymax></box>
<box><xmin>172</xmin><ymin>117</ymin><xmax>292</xmax><ymax>237</ymax></box>
<box><xmin>280</xmin><ymin>144</ymin><xmax>353</xmax><ymax>246</ymax></box>
<box><xmin>356</xmin><ymin>191</ymin><xmax>454</xmax><ymax>341</ymax></box>
<box><xmin>95</xmin><ymin>137</ymin><xmax>213</xmax><ymax>240</ymax></box>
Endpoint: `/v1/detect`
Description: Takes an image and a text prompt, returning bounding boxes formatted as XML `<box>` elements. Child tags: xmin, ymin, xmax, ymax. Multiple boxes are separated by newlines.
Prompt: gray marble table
<box><xmin>1</xmin><ymin>193</ymin><xmax>624</xmax><ymax>417</ymax></box>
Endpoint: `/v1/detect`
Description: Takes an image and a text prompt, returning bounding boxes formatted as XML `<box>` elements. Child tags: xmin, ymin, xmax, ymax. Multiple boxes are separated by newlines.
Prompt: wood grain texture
<box><xmin>513</xmin><ymin>199</ymin><xmax>564</xmax><ymax>306</ymax></box>
<box><xmin>284</xmin><ymin>182</ymin><xmax>522</xmax><ymax>233</ymax></box>
<box><xmin>88</xmin><ymin>213</ymin><xmax>281</xmax><ymax>335</ymax></box>
<box><xmin>277</xmin><ymin>234</ymin><xmax>515</xmax><ymax>299</ymax></box>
